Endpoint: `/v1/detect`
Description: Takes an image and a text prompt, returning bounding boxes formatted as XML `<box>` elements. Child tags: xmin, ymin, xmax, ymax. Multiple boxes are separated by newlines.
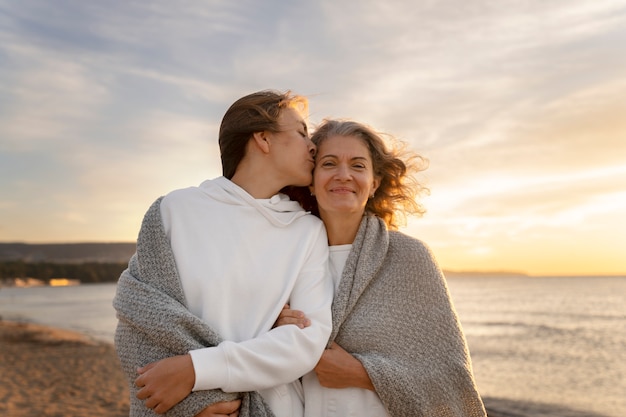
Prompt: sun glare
<box><xmin>49</xmin><ymin>278</ymin><xmax>80</xmax><ymax>287</ymax></box>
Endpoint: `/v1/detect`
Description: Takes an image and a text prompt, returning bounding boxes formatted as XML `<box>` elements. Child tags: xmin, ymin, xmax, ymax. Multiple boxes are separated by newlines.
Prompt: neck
<box><xmin>230</xmin><ymin>167</ymin><xmax>283</xmax><ymax>199</ymax></box>
<box><xmin>320</xmin><ymin>210</ymin><xmax>363</xmax><ymax>245</ymax></box>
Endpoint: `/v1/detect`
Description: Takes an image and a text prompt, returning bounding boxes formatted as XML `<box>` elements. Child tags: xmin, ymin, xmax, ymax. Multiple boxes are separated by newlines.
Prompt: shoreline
<box><xmin>0</xmin><ymin>319</ymin><xmax>610</xmax><ymax>417</ymax></box>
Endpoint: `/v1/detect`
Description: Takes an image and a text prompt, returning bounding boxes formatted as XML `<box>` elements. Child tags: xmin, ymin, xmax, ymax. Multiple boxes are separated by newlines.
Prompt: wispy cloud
<box><xmin>1</xmin><ymin>0</ymin><xmax>624</xmax><ymax>273</ymax></box>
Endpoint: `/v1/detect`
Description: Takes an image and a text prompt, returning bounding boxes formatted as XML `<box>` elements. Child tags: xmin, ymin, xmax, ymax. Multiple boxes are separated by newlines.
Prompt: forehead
<box><xmin>318</xmin><ymin>134</ymin><xmax>371</xmax><ymax>158</ymax></box>
<box><xmin>279</xmin><ymin>107</ymin><xmax>307</xmax><ymax>131</ymax></box>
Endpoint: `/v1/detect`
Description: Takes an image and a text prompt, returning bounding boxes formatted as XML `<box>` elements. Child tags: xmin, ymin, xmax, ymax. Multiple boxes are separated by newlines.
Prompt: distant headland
<box><xmin>0</xmin><ymin>243</ymin><xmax>136</xmax><ymax>287</ymax></box>
<box><xmin>0</xmin><ymin>242</ymin><xmax>136</xmax><ymax>263</ymax></box>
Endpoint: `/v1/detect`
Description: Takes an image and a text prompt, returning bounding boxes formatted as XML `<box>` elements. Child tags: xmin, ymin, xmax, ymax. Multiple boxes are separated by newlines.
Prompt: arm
<box><xmin>190</xmin><ymin>227</ymin><xmax>333</xmax><ymax>392</ymax></box>
<box><xmin>275</xmin><ymin>307</ymin><xmax>373</xmax><ymax>390</ymax></box>
<box><xmin>137</xmin><ymin>374</ymin><xmax>240</xmax><ymax>417</ymax></box>
<box><xmin>115</xmin><ymin>264</ymin><xmax>243</xmax><ymax>416</ymax></box>
<box><xmin>314</xmin><ymin>342</ymin><xmax>375</xmax><ymax>391</ymax></box>
<box><xmin>134</xmin><ymin>317</ymin><xmax>332</xmax><ymax>414</ymax></box>
<box><xmin>113</xmin><ymin>199</ymin><xmax>253</xmax><ymax>416</ymax></box>
<box><xmin>134</xmin><ymin>354</ymin><xmax>195</xmax><ymax>414</ymax></box>
<box><xmin>353</xmin><ymin>237</ymin><xmax>486</xmax><ymax>416</ymax></box>
<box><xmin>132</xmin><ymin>223</ymin><xmax>333</xmax><ymax>411</ymax></box>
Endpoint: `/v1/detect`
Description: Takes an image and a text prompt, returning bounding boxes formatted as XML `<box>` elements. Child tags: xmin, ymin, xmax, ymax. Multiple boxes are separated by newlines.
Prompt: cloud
<box><xmin>0</xmin><ymin>42</ymin><xmax>110</xmax><ymax>151</ymax></box>
<box><xmin>308</xmin><ymin>0</ymin><xmax>626</xmax><ymax>139</ymax></box>
<box><xmin>1</xmin><ymin>0</ymin><xmax>624</xmax><ymax>273</ymax></box>
<box><xmin>72</xmin><ymin>109</ymin><xmax>223</xmax><ymax>194</ymax></box>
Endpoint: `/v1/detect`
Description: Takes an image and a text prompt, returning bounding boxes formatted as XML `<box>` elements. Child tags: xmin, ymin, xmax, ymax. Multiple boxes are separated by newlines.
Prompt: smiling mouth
<box><xmin>330</xmin><ymin>188</ymin><xmax>355</xmax><ymax>194</ymax></box>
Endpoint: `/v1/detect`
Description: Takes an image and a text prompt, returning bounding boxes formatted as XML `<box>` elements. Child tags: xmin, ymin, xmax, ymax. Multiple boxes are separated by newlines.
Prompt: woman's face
<box><xmin>266</xmin><ymin>107</ymin><xmax>316</xmax><ymax>187</ymax></box>
<box><xmin>312</xmin><ymin>134</ymin><xmax>380</xmax><ymax>218</ymax></box>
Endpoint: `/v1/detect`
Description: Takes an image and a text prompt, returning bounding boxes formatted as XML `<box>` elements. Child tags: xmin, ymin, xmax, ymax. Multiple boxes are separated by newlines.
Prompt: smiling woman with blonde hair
<box><xmin>280</xmin><ymin>119</ymin><xmax>487</xmax><ymax>417</ymax></box>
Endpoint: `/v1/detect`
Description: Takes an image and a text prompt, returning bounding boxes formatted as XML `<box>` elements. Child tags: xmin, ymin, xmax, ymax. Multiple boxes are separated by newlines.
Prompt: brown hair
<box><xmin>218</xmin><ymin>90</ymin><xmax>308</xmax><ymax>179</ymax></box>
<box><xmin>288</xmin><ymin>119</ymin><xmax>428</xmax><ymax>229</ymax></box>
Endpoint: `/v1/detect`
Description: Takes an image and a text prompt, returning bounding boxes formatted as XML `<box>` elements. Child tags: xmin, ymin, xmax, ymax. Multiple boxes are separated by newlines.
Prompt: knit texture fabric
<box><xmin>329</xmin><ymin>215</ymin><xmax>487</xmax><ymax>417</ymax></box>
<box><xmin>113</xmin><ymin>198</ymin><xmax>274</xmax><ymax>417</ymax></box>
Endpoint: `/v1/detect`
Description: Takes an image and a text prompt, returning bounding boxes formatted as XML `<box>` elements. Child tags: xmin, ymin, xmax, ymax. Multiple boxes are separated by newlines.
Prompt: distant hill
<box><xmin>0</xmin><ymin>243</ymin><xmax>136</xmax><ymax>263</ymax></box>
<box><xmin>0</xmin><ymin>243</ymin><xmax>532</xmax><ymax>277</ymax></box>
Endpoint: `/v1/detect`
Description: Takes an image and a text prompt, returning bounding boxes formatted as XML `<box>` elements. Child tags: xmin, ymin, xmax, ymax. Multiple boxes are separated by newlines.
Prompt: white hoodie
<box><xmin>160</xmin><ymin>176</ymin><xmax>333</xmax><ymax>417</ymax></box>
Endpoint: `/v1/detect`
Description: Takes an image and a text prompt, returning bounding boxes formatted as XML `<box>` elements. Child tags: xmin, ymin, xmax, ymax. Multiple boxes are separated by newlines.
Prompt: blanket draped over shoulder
<box><xmin>329</xmin><ymin>215</ymin><xmax>487</xmax><ymax>417</ymax></box>
<box><xmin>113</xmin><ymin>198</ymin><xmax>274</xmax><ymax>417</ymax></box>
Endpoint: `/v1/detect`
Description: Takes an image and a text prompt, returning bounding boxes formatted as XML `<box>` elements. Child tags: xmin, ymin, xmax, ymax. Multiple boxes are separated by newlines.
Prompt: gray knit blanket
<box><xmin>329</xmin><ymin>215</ymin><xmax>487</xmax><ymax>417</ymax></box>
<box><xmin>113</xmin><ymin>198</ymin><xmax>274</xmax><ymax>417</ymax></box>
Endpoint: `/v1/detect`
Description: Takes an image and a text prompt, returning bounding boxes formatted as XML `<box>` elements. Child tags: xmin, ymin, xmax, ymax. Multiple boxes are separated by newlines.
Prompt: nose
<box><xmin>335</xmin><ymin>164</ymin><xmax>351</xmax><ymax>180</ymax></box>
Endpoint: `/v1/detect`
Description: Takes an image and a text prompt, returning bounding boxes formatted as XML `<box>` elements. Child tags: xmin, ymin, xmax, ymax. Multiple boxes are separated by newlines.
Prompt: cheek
<box><xmin>313</xmin><ymin>181</ymin><xmax>327</xmax><ymax>197</ymax></box>
<box><xmin>312</xmin><ymin>174</ymin><xmax>332</xmax><ymax>198</ymax></box>
<box><xmin>361</xmin><ymin>177</ymin><xmax>375</xmax><ymax>192</ymax></box>
<box><xmin>312</xmin><ymin>171</ymin><xmax>326</xmax><ymax>188</ymax></box>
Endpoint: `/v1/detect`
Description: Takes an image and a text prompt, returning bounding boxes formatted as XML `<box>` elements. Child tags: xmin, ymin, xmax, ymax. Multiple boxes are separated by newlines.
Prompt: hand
<box><xmin>194</xmin><ymin>399</ymin><xmax>242</xmax><ymax>417</ymax></box>
<box><xmin>273</xmin><ymin>303</ymin><xmax>311</xmax><ymax>329</ymax></box>
<box><xmin>314</xmin><ymin>342</ymin><xmax>375</xmax><ymax>391</ymax></box>
<box><xmin>135</xmin><ymin>354</ymin><xmax>196</xmax><ymax>414</ymax></box>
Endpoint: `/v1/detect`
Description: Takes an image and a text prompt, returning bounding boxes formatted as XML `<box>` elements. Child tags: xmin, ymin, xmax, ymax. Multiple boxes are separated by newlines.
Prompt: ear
<box><xmin>371</xmin><ymin>176</ymin><xmax>381</xmax><ymax>197</ymax></box>
<box><xmin>251</xmin><ymin>131</ymin><xmax>271</xmax><ymax>154</ymax></box>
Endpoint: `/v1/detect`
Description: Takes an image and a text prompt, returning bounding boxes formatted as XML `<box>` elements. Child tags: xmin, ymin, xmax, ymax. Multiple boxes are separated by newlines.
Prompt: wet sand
<box><xmin>0</xmin><ymin>320</ymin><xmax>129</xmax><ymax>417</ymax></box>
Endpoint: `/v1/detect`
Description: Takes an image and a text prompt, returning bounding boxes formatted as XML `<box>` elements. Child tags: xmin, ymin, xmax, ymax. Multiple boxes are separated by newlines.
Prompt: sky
<box><xmin>1</xmin><ymin>0</ymin><xmax>625</xmax><ymax>276</ymax></box>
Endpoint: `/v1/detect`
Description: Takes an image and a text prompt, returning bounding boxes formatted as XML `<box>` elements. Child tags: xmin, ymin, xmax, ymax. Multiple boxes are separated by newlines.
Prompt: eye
<box><xmin>321</xmin><ymin>160</ymin><xmax>335</xmax><ymax>167</ymax></box>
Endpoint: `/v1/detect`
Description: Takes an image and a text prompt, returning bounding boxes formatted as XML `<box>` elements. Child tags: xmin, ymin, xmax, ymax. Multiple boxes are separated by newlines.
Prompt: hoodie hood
<box><xmin>200</xmin><ymin>176</ymin><xmax>307</xmax><ymax>227</ymax></box>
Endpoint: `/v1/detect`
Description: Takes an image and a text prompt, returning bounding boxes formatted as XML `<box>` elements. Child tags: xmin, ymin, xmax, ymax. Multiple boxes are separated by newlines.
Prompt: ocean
<box><xmin>1</xmin><ymin>276</ymin><xmax>624</xmax><ymax>417</ymax></box>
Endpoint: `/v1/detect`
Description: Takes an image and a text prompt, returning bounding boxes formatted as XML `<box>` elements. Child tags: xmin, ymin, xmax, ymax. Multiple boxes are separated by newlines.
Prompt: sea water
<box><xmin>448</xmin><ymin>275</ymin><xmax>625</xmax><ymax>417</ymax></box>
<box><xmin>0</xmin><ymin>282</ymin><xmax>118</xmax><ymax>342</ymax></box>
<box><xmin>1</xmin><ymin>276</ymin><xmax>624</xmax><ymax>417</ymax></box>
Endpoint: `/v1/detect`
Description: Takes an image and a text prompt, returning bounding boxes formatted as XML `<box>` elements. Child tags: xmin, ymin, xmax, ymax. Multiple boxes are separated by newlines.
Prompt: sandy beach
<box><xmin>0</xmin><ymin>320</ymin><xmax>129</xmax><ymax>417</ymax></box>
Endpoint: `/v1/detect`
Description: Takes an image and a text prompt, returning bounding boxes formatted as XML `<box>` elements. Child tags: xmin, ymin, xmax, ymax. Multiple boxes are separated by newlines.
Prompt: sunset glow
<box><xmin>1</xmin><ymin>1</ymin><xmax>625</xmax><ymax>276</ymax></box>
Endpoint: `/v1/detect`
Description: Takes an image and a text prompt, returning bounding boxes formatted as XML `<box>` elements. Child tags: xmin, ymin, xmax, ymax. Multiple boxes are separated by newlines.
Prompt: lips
<box><xmin>330</xmin><ymin>186</ymin><xmax>355</xmax><ymax>194</ymax></box>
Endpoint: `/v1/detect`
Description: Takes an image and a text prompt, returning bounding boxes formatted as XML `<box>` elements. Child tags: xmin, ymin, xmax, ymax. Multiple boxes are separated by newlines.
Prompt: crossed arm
<box><xmin>133</xmin><ymin>304</ymin><xmax>373</xmax><ymax>415</ymax></box>
<box><xmin>274</xmin><ymin>305</ymin><xmax>375</xmax><ymax>391</ymax></box>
